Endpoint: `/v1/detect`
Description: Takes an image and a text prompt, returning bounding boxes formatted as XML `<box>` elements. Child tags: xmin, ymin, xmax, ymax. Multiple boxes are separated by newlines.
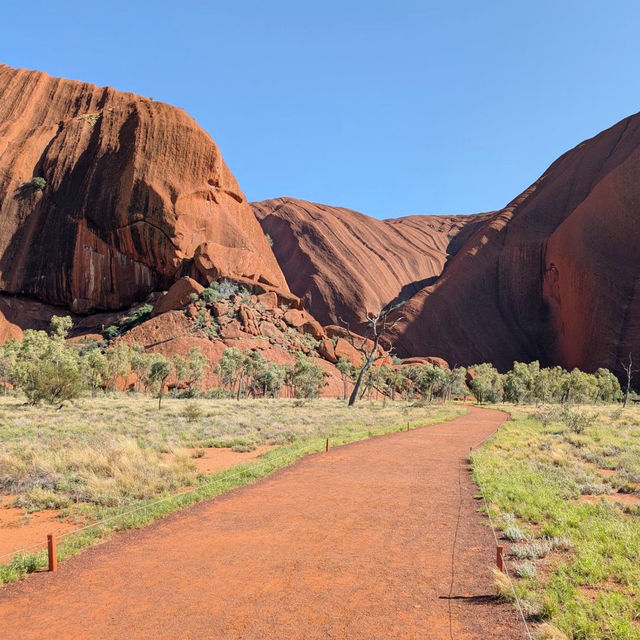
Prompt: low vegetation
<box><xmin>473</xmin><ymin>404</ymin><xmax>640</xmax><ymax>639</ymax></box>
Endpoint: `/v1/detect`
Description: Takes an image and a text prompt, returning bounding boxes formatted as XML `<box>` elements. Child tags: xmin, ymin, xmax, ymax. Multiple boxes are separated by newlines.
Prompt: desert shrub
<box><xmin>559</xmin><ymin>406</ymin><xmax>596</xmax><ymax>434</ymax></box>
<box><xmin>13</xmin><ymin>488</ymin><xmax>71</xmax><ymax>512</ymax></box>
<box><xmin>503</xmin><ymin>525</ymin><xmax>528</xmax><ymax>542</ymax></box>
<box><xmin>181</xmin><ymin>402</ymin><xmax>202</xmax><ymax>423</ymax></box>
<box><xmin>514</xmin><ymin>561</ymin><xmax>537</xmax><ymax>579</ymax></box>
<box><xmin>217</xmin><ymin>279</ymin><xmax>239</xmax><ymax>299</ymax></box>
<box><xmin>511</xmin><ymin>540</ymin><xmax>553</xmax><ymax>560</ymax></box>
<box><xmin>20</xmin><ymin>176</ymin><xmax>46</xmax><ymax>193</ymax></box>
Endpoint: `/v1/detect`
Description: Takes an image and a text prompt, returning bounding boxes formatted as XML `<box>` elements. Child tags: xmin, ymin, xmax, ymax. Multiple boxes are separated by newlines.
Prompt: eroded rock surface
<box><xmin>0</xmin><ymin>63</ymin><xmax>287</xmax><ymax>312</ymax></box>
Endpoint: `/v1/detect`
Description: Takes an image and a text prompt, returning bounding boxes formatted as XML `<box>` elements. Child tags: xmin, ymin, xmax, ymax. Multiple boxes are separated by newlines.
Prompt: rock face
<box><xmin>0</xmin><ymin>63</ymin><xmax>287</xmax><ymax>313</ymax></box>
<box><xmin>254</xmin><ymin>113</ymin><xmax>640</xmax><ymax>376</ymax></box>
<box><xmin>387</xmin><ymin>113</ymin><xmax>640</xmax><ymax>375</ymax></box>
<box><xmin>252</xmin><ymin>198</ymin><xmax>492</xmax><ymax>328</ymax></box>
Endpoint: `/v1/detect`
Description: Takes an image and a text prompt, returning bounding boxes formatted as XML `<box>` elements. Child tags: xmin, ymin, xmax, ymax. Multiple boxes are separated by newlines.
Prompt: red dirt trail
<box><xmin>0</xmin><ymin>407</ymin><xmax>524</xmax><ymax>639</ymax></box>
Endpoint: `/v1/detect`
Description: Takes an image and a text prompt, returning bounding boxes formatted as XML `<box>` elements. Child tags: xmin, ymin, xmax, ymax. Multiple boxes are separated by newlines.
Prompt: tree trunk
<box><xmin>349</xmin><ymin>357</ymin><xmax>373</xmax><ymax>406</ymax></box>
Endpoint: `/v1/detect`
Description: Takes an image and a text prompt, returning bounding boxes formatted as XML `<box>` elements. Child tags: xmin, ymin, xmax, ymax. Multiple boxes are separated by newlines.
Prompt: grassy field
<box><xmin>472</xmin><ymin>404</ymin><xmax>640</xmax><ymax>640</ymax></box>
<box><xmin>0</xmin><ymin>395</ymin><xmax>464</xmax><ymax>584</ymax></box>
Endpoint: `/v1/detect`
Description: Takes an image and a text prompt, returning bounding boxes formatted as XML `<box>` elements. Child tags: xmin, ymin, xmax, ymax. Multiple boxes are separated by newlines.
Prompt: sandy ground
<box><xmin>0</xmin><ymin>407</ymin><xmax>524</xmax><ymax>639</ymax></box>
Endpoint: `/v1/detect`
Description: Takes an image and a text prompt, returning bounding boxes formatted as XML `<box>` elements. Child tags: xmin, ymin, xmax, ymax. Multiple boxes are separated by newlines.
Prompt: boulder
<box><xmin>301</xmin><ymin>319</ymin><xmax>325</xmax><ymax>340</ymax></box>
<box><xmin>318</xmin><ymin>337</ymin><xmax>338</xmax><ymax>363</ymax></box>
<box><xmin>334</xmin><ymin>338</ymin><xmax>363</xmax><ymax>367</ymax></box>
<box><xmin>283</xmin><ymin>309</ymin><xmax>307</xmax><ymax>328</ymax></box>
<box><xmin>257</xmin><ymin>291</ymin><xmax>278</xmax><ymax>310</ymax></box>
<box><xmin>239</xmin><ymin>304</ymin><xmax>260</xmax><ymax>336</ymax></box>
<box><xmin>151</xmin><ymin>277</ymin><xmax>204</xmax><ymax>317</ymax></box>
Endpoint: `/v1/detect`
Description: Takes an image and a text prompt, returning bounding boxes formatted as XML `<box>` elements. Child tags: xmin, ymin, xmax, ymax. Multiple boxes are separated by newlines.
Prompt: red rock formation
<box><xmin>0</xmin><ymin>63</ymin><xmax>287</xmax><ymax>312</ymax></box>
<box><xmin>254</xmin><ymin>114</ymin><xmax>640</xmax><ymax>376</ymax></box>
<box><xmin>252</xmin><ymin>197</ymin><xmax>492</xmax><ymax>328</ymax></box>
<box><xmin>385</xmin><ymin>113</ymin><xmax>640</xmax><ymax>375</ymax></box>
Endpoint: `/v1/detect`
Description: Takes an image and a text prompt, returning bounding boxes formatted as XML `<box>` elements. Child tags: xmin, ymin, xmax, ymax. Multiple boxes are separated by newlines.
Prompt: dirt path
<box><xmin>0</xmin><ymin>407</ymin><xmax>524</xmax><ymax>639</ymax></box>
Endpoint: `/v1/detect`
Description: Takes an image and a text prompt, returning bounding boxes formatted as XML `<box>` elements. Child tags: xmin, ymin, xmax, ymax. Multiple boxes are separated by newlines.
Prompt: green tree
<box><xmin>80</xmin><ymin>348</ymin><xmax>109</xmax><ymax>397</ymax></box>
<box><xmin>289</xmin><ymin>354</ymin><xmax>326</xmax><ymax>399</ymax></box>
<box><xmin>49</xmin><ymin>315</ymin><xmax>73</xmax><ymax>339</ymax></box>
<box><xmin>146</xmin><ymin>355</ymin><xmax>173</xmax><ymax>409</ymax></box>
<box><xmin>468</xmin><ymin>363</ymin><xmax>503</xmax><ymax>403</ymax></box>
<box><xmin>173</xmin><ymin>347</ymin><xmax>208</xmax><ymax>395</ymax></box>
<box><xmin>408</xmin><ymin>363</ymin><xmax>447</xmax><ymax>403</ymax></box>
<box><xmin>216</xmin><ymin>347</ymin><xmax>246</xmax><ymax>399</ymax></box>
<box><xmin>11</xmin><ymin>329</ymin><xmax>83</xmax><ymax>406</ymax></box>
<box><xmin>335</xmin><ymin>357</ymin><xmax>355</xmax><ymax>401</ymax></box>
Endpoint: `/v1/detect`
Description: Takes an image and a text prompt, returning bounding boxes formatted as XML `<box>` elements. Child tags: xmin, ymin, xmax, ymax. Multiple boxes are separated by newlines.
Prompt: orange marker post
<box><xmin>325</xmin><ymin>437</ymin><xmax>329</xmax><ymax>452</ymax></box>
<box><xmin>496</xmin><ymin>545</ymin><xmax>504</xmax><ymax>573</ymax></box>
<box><xmin>47</xmin><ymin>533</ymin><xmax>57</xmax><ymax>572</ymax></box>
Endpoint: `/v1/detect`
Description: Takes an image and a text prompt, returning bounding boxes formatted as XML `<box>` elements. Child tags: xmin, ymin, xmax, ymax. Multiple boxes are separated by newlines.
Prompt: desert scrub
<box><xmin>472</xmin><ymin>406</ymin><xmax>640</xmax><ymax>639</ymax></box>
<box><xmin>0</xmin><ymin>395</ymin><xmax>464</xmax><ymax>584</ymax></box>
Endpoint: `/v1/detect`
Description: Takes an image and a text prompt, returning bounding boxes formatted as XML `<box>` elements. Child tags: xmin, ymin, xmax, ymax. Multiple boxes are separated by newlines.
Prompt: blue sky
<box><xmin>2</xmin><ymin>1</ymin><xmax>639</xmax><ymax>218</ymax></box>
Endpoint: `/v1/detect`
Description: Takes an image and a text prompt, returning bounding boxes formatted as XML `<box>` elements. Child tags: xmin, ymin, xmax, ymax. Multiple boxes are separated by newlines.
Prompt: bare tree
<box><xmin>621</xmin><ymin>353</ymin><xmax>638</xmax><ymax>408</ymax></box>
<box><xmin>341</xmin><ymin>304</ymin><xmax>402</xmax><ymax>407</ymax></box>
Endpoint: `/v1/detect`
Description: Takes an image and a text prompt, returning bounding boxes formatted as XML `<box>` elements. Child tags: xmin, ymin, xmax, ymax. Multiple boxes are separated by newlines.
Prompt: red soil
<box><xmin>0</xmin><ymin>407</ymin><xmax>523</xmax><ymax>639</ymax></box>
<box><xmin>169</xmin><ymin>444</ymin><xmax>275</xmax><ymax>474</ymax></box>
<box><xmin>0</xmin><ymin>497</ymin><xmax>77</xmax><ymax>560</ymax></box>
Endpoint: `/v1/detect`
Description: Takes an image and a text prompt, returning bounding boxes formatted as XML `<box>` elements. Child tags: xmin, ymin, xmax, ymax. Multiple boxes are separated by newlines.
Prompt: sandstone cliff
<box><xmin>0</xmin><ymin>63</ymin><xmax>287</xmax><ymax>313</ymax></box>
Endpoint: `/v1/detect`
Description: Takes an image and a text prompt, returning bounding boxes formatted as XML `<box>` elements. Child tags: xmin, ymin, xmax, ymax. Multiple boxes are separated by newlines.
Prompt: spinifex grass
<box><xmin>472</xmin><ymin>405</ymin><xmax>640</xmax><ymax>640</ymax></box>
<box><xmin>0</xmin><ymin>395</ymin><xmax>464</xmax><ymax>585</ymax></box>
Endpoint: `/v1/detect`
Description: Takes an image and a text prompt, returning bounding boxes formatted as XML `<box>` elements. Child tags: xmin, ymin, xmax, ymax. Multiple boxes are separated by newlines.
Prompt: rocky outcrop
<box><xmin>0</xmin><ymin>63</ymin><xmax>287</xmax><ymax>313</ymax></box>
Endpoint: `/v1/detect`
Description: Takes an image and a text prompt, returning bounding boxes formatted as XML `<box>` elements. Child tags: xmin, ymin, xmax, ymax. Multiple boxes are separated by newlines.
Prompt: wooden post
<box><xmin>325</xmin><ymin>437</ymin><xmax>329</xmax><ymax>452</ymax></box>
<box><xmin>407</xmin><ymin>421</ymin><xmax>410</xmax><ymax>431</ymax></box>
<box><xmin>496</xmin><ymin>545</ymin><xmax>504</xmax><ymax>573</ymax></box>
<box><xmin>47</xmin><ymin>534</ymin><xmax>57</xmax><ymax>572</ymax></box>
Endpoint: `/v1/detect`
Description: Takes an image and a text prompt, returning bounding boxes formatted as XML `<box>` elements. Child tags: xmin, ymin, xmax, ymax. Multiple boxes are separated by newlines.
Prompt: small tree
<box><xmin>173</xmin><ymin>347</ymin><xmax>208</xmax><ymax>395</ymax></box>
<box><xmin>216</xmin><ymin>347</ymin><xmax>246</xmax><ymax>399</ymax></box>
<box><xmin>408</xmin><ymin>363</ymin><xmax>447</xmax><ymax>403</ymax></box>
<box><xmin>468</xmin><ymin>363</ymin><xmax>503</xmax><ymax>404</ymax></box>
<box><xmin>49</xmin><ymin>315</ymin><xmax>73</xmax><ymax>339</ymax></box>
<box><xmin>147</xmin><ymin>356</ymin><xmax>172</xmax><ymax>409</ymax></box>
<box><xmin>621</xmin><ymin>354</ymin><xmax>637</xmax><ymax>408</ymax></box>
<box><xmin>335</xmin><ymin>357</ymin><xmax>355</xmax><ymax>400</ymax></box>
<box><xmin>80</xmin><ymin>348</ymin><xmax>109</xmax><ymax>397</ymax></box>
<box><xmin>11</xmin><ymin>329</ymin><xmax>83</xmax><ymax>406</ymax></box>
<box><xmin>290</xmin><ymin>354</ymin><xmax>326</xmax><ymax>399</ymax></box>
<box><xmin>341</xmin><ymin>304</ymin><xmax>402</xmax><ymax>407</ymax></box>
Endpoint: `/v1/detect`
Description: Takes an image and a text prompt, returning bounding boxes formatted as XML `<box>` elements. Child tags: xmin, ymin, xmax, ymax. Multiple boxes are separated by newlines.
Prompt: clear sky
<box><xmin>1</xmin><ymin>1</ymin><xmax>639</xmax><ymax>218</ymax></box>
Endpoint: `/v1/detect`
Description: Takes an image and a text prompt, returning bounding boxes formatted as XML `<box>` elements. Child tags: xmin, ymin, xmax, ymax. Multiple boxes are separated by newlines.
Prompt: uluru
<box><xmin>1</xmin><ymin>61</ymin><xmax>640</xmax><ymax>381</ymax></box>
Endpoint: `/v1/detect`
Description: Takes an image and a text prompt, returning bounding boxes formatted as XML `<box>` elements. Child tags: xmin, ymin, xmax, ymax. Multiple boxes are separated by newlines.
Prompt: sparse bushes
<box><xmin>470</xmin><ymin>360</ymin><xmax>622</xmax><ymax>406</ymax></box>
<box><xmin>17</xmin><ymin>176</ymin><xmax>47</xmax><ymax>195</ymax></box>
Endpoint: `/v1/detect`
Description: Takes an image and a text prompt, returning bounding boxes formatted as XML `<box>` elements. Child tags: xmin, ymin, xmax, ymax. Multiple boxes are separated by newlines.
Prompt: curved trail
<box><xmin>0</xmin><ymin>407</ymin><xmax>523</xmax><ymax>639</ymax></box>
